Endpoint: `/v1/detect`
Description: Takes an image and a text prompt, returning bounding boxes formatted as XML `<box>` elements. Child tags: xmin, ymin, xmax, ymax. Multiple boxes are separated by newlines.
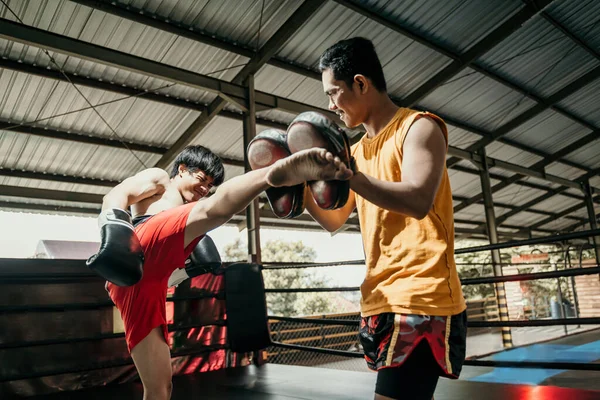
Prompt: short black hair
<box><xmin>319</xmin><ymin>37</ymin><xmax>387</xmax><ymax>92</ymax></box>
<box><xmin>169</xmin><ymin>145</ymin><xmax>225</xmax><ymax>186</ymax></box>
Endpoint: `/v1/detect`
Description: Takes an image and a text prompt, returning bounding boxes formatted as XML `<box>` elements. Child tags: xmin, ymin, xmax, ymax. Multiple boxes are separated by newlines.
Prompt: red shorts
<box><xmin>106</xmin><ymin>202</ymin><xmax>202</xmax><ymax>352</ymax></box>
<box><xmin>359</xmin><ymin>311</ymin><xmax>467</xmax><ymax>378</ymax></box>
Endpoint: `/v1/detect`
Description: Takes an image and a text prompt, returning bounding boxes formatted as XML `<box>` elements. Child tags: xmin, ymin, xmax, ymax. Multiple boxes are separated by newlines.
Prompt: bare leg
<box><xmin>184</xmin><ymin>148</ymin><xmax>352</xmax><ymax>246</ymax></box>
<box><xmin>374</xmin><ymin>395</ymin><xmax>434</xmax><ymax>400</ymax></box>
<box><xmin>130</xmin><ymin>327</ymin><xmax>173</xmax><ymax>400</ymax></box>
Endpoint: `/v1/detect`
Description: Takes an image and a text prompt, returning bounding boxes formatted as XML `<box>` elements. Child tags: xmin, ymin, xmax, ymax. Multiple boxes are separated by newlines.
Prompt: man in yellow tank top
<box><xmin>305</xmin><ymin>37</ymin><xmax>468</xmax><ymax>400</ymax></box>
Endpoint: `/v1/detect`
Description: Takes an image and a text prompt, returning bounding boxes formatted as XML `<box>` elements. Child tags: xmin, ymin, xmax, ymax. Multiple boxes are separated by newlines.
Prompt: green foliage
<box><xmin>223</xmin><ymin>238</ymin><xmax>340</xmax><ymax>317</ymax></box>
<box><xmin>454</xmin><ymin>239</ymin><xmax>592</xmax><ymax>310</ymax></box>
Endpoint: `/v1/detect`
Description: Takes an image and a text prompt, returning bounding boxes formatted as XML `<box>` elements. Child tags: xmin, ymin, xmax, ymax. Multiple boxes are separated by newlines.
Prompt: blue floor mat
<box><xmin>467</xmin><ymin>340</ymin><xmax>600</xmax><ymax>385</ymax></box>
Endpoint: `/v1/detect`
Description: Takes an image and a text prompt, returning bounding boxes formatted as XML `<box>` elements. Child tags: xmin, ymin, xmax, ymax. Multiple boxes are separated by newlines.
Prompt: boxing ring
<box><xmin>2</xmin><ymin>229</ymin><xmax>600</xmax><ymax>399</ymax></box>
<box><xmin>23</xmin><ymin>364</ymin><xmax>600</xmax><ymax>400</ymax></box>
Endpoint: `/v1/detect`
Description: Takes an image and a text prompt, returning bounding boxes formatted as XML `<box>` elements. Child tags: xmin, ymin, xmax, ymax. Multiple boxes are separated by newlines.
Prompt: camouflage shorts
<box><xmin>359</xmin><ymin>311</ymin><xmax>467</xmax><ymax>378</ymax></box>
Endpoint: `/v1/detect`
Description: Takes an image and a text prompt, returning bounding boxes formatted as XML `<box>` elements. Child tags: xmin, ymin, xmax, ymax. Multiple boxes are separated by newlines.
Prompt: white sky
<box><xmin>0</xmin><ymin>210</ymin><xmax>367</xmax><ymax>286</ymax></box>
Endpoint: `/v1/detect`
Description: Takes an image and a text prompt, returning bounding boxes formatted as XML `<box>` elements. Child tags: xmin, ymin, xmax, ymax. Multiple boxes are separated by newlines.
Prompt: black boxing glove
<box><xmin>168</xmin><ymin>235</ymin><xmax>222</xmax><ymax>288</ymax></box>
<box><xmin>86</xmin><ymin>208</ymin><xmax>144</xmax><ymax>286</ymax></box>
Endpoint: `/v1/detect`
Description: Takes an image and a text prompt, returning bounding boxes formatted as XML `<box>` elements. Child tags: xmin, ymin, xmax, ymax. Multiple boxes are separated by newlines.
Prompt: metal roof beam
<box><xmin>69</xmin><ymin>0</ymin><xmax>323</xmax><ymax>81</ymax></box>
<box><xmin>154</xmin><ymin>0</ymin><xmax>325</xmax><ymax>169</ymax></box>
<box><xmin>0</xmin><ymin>185</ymin><xmax>103</xmax><ymax>203</ymax></box>
<box><xmin>0</xmin><ymin>200</ymin><xmax>100</xmax><ymax>215</ymax></box>
<box><xmin>465</xmin><ymin>65</ymin><xmax>600</xmax><ymax>152</ymax></box>
<box><xmin>524</xmin><ymin>202</ymin><xmax>588</xmax><ymax>231</ymax></box>
<box><xmin>0</xmin><ymin>169</ymin><xmax>118</xmax><ymax>187</ymax></box>
<box><xmin>447</xmin><ymin>147</ymin><xmax>594</xmax><ymax>191</ymax></box>
<box><xmin>563</xmin><ymin>211</ymin><xmax>600</xmax><ymax>232</ymax></box>
<box><xmin>2</xmin><ymin>20</ymin><xmax>592</xmax><ymax>182</ymax></box>
<box><xmin>0</xmin><ymin>121</ymin><xmax>167</xmax><ymax>154</ymax></box>
<box><xmin>71</xmin><ymin>0</ymin><xmax>595</xmax><ymax>178</ymax></box>
<box><xmin>0</xmin><ymin>18</ymin><xmax>336</xmax><ymax>119</ymax></box>
<box><xmin>335</xmin><ymin>0</ymin><xmax>552</xmax><ymax>105</ymax></box>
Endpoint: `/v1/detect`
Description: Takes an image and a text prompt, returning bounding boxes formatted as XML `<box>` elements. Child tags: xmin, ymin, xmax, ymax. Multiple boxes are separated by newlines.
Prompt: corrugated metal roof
<box><xmin>504</xmin><ymin>109</ymin><xmax>592</xmax><ymax>155</ymax></box>
<box><xmin>256</xmin><ymin>108</ymin><xmax>297</xmax><ymax>125</ymax></box>
<box><xmin>564</xmin><ymin>188</ymin><xmax>584</xmax><ymax>197</ymax></box>
<box><xmin>254</xmin><ymin>64</ymin><xmax>328</xmax><ymax>110</ymax></box>
<box><xmin>547</xmin><ymin>0</ymin><xmax>600</xmax><ymax>52</ymax></box>
<box><xmin>453</xmin><ymin>204</ymin><xmax>486</xmax><ymax>223</ymax></box>
<box><xmin>446</xmin><ymin>124</ymin><xmax>481</xmax><ymax>148</ymax></box>
<box><xmin>568</xmin><ymin>207</ymin><xmax>594</xmax><ymax>219</ymax></box>
<box><xmin>488</xmin><ymin>165</ymin><xmax>515</xmax><ymax>179</ymax></box>
<box><xmin>354</xmin><ymin>0</ymin><xmax>523</xmax><ymax>53</ymax></box>
<box><xmin>0</xmin><ymin>130</ymin><xmax>158</xmax><ymax>180</ymax></box>
<box><xmin>536</xmin><ymin>216</ymin><xmax>581</xmax><ymax>231</ymax></box>
<box><xmin>558</xmin><ymin>77</ymin><xmax>600</xmax><ymax>129</ymax></box>
<box><xmin>486</xmin><ymin>141</ymin><xmax>544</xmax><ymax>168</ymax></box>
<box><xmin>189</xmin><ymin>116</ymin><xmax>245</xmax><ymax>160</ymax></box>
<box><xmin>121</xmin><ymin>0</ymin><xmax>303</xmax><ymax>50</ymax></box>
<box><xmin>1</xmin><ymin>1</ymin><xmax>250</xmax><ymax>83</ymax></box>
<box><xmin>0</xmin><ymin>69</ymin><xmax>204</xmax><ymax>146</ymax></box>
<box><xmin>417</xmin><ymin>68</ymin><xmax>537</xmax><ymax>132</ymax></box>
<box><xmin>275</xmin><ymin>1</ymin><xmax>452</xmax><ymax>99</ymax></box>
<box><xmin>503</xmin><ymin>210</ymin><xmax>550</xmax><ymax>228</ymax></box>
<box><xmin>476</xmin><ymin>15</ymin><xmax>600</xmax><ymax>98</ymax></box>
<box><xmin>0</xmin><ymin>176</ymin><xmax>110</xmax><ymax>194</ymax></box>
<box><xmin>563</xmin><ymin>138</ymin><xmax>600</xmax><ymax>169</ymax></box>
<box><xmin>448</xmin><ymin>169</ymin><xmax>499</xmax><ymax>198</ymax></box>
<box><xmin>544</xmin><ymin>162</ymin><xmax>588</xmax><ymax>181</ymax></box>
<box><xmin>492</xmin><ymin>185</ymin><xmax>547</xmax><ymax>207</ymax></box>
<box><xmin>455</xmin><ymin>203</ymin><xmax>512</xmax><ymax>222</ymax></box>
<box><xmin>529</xmin><ymin>194</ymin><xmax>581</xmax><ymax>214</ymax></box>
<box><xmin>0</xmin><ymin>0</ymin><xmax>596</xmax><ymax>234</ymax></box>
<box><xmin>0</xmin><ymin>195</ymin><xmax>99</xmax><ymax>212</ymax></box>
<box><xmin>520</xmin><ymin>175</ymin><xmax>561</xmax><ymax>190</ymax></box>
<box><xmin>590</xmin><ymin>175</ymin><xmax>600</xmax><ymax>189</ymax></box>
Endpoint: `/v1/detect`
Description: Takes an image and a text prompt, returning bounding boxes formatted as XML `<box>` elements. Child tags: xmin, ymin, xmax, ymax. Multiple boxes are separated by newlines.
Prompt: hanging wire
<box><xmin>0</xmin><ymin>0</ymin><xmax>268</xmax><ymax>170</ymax></box>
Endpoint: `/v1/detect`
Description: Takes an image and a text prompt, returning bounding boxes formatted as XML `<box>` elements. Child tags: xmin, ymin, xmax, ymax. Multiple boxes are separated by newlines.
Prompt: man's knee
<box><xmin>143</xmin><ymin>378</ymin><xmax>172</xmax><ymax>400</ymax></box>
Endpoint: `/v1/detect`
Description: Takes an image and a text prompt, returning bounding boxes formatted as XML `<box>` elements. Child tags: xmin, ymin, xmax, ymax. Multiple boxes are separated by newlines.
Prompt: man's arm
<box><xmin>101</xmin><ymin>168</ymin><xmax>170</xmax><ymax>210</ymax></box>
<box><xmin>184</xmin><ymin>148</ymin><xmax>352</xmax><ymax>245</ymax></box>
<box><xmin>350</xmin><ymin>116</ymin><xmax>446</xmax><ymax>219</ymax></box>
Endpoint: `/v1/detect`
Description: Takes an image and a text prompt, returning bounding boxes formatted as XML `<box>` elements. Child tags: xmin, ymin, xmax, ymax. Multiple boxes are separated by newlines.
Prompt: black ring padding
<box><xmin>268</xmin><ymin>316</ymin><xmax>600</xmax><ymax>329</ymax></box>
<box><xmin>265</xmin><ymin>287</ymin><xmax>359</xmax><ymax>293</ymax></box>
<box><xmin>270</xmin><ymin>342</ymin><xmax>600</xmax><ymax>371</ymax></box>
<box><xmin>461</xmin><ymin>266</ymin><xmax>600</xmax><ymax>286</ymax></box>
<box><xmin>0</xmin><ymin>292</ymin><xmax>225</xmax><ymax>313</ymax></box>
<box><xmin>455</xmin><ymin>228</ymin><xmax>600</xmax><ymax>254</ymax></box>
<box><xmin>0</xmin><ymin>320</ymin><xmax>227</xmax><ymax>350</ymax></box>
<box><xmin>269</xmin><ymin>315</ymin><xmax>359</xmax><ymax>326</ymax></box>
<box><xmin>0</xmin><ymin>344</ymin><xmax>228</xmax><ymax>382</ymax></box>
<box><xmin>263</xmin><ymin>267</ymin><xmax>600</xmax><ymax>293</ymax></box>
<box><xmin>464</xmin><ymin>359</ymin><xmax>600</xmax><ymax>371</ymax></box>
<box><xmin>468</xmin><ymin>317</ymin><xmax>600</xmax><ymax>328</ymax></box>
<box><xmin>271</xmin><ymin>341</ymin><xmax>363</xmax><ymax>358</ymax></box>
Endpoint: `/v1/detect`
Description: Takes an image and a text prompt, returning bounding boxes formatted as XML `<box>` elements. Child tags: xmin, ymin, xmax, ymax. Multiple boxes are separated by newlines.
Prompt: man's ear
<box><xmin>354</xmin><ymin>74</ymin><xmax>368</xmax><ymax>94</ymax></box>
<box><xmin>177</xmin><ymin>164</ymin><xmax>187</xmax><ymax>176</ymax></box>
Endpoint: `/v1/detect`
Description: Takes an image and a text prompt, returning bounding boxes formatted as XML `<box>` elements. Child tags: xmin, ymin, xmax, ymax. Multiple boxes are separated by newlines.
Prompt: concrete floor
<box><xmin>314</xmin><ymin>326</ymin><xmax>600</xmax><ymax>392</ymax></box>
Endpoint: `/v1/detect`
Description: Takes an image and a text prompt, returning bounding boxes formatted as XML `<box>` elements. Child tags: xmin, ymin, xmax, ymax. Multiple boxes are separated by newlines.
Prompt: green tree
<box><xmin>454</xmin><ymin>239</ymin><xmax>587</xmax><ymax>318</ymax></box>
<box><xmin>223</xmin><ymin>238</ymin><xmax>338</xmax><ymax>316</ymax></box>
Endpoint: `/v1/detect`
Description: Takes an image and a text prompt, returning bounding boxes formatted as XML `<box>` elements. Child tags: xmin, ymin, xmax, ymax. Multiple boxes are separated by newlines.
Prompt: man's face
<box><xmin>177</xmin><ymin>167</ymin><xmax>214</xmax><ymax>203</ymax></box>
<box><xmin>322</xmin><ymin>68</ymin><xmax>366</xmax><ymax>128</ymax></box>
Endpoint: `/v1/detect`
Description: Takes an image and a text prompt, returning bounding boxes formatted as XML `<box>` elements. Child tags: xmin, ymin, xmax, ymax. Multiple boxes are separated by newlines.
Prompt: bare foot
<box><xmin>266</xmin><ymin>148</ymin><xmax>353</xmax><ymax>187</ymax></box>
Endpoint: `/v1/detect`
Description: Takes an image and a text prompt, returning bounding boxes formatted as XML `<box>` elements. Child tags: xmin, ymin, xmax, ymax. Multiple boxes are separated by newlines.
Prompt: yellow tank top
<box><xmin>351</xmin><ymin>108</ymin><xmax>466</xmax><ymax>317</ymax></box>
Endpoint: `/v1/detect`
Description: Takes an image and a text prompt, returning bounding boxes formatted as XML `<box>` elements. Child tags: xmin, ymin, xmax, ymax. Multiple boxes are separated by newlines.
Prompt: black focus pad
<box><xmin>225</xmin><ymin>263</ymin><xmax>271</xmax><ymax>353</ymax></box>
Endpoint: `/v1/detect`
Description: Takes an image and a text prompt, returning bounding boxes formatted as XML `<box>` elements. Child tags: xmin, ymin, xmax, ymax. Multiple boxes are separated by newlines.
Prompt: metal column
<box><xmin>477</xmin><ymin>148</ymin><xmax>513</xmax><ymax>348</ymax></box>
<box><xmin>583</xmin><ymin>181</ymin><xmax>600</xmax><ymax>266</ymax></box>
<box><xmin>242</xmin><ymin>75</ymin><xmax>261</xmax><ymax>265</ymax></box>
